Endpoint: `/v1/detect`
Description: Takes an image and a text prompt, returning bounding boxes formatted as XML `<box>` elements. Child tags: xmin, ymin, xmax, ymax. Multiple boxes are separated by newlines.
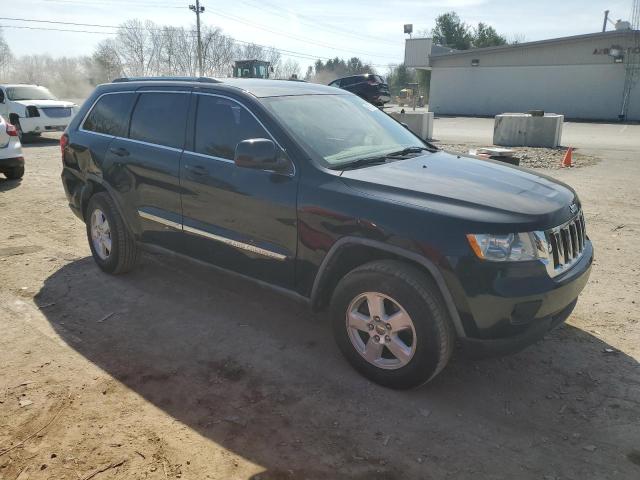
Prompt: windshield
<box><xmin>6</xmin><ymin>86</ymin><xmax>57</xmax><ymax>101</ymax></box>
<box><xmin>261</xmin><ymin>94</ymin><xmax>426</xmax><ymax>168</ymax></box>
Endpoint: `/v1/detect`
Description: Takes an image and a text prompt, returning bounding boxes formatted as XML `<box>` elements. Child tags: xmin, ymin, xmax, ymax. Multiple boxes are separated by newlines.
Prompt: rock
<box><xmin>19</xmin><ymin>399</ymin><xmax>33</xmax><ymax>407</ymax></box>
<box><xmin>583</xmin><ymin>445</ymin><xmax>597</xmax><ymax>452</ymax></box>
<box><xmin>419</xmin><ymin>408</ymin><xmax>431</xmax><ymax>418</ymax></box>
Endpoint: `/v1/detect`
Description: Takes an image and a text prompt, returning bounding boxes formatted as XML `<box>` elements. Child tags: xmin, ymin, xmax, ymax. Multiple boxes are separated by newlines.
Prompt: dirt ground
<box><xmin>1</xmin><ymin>132</ymin><xmax>639</xmax><ymax>480</ymax></box>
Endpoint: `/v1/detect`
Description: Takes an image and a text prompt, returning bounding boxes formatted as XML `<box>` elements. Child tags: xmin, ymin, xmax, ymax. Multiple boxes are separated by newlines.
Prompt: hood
<box><xmin>339</xmin><ymin>151</ymin><xmax>578</xmax><ymax>231</ymax></box>
<box><xmin>13</xmin><ymin>99</ymin><xmax>75</xmax><ymax>108</ymax></box>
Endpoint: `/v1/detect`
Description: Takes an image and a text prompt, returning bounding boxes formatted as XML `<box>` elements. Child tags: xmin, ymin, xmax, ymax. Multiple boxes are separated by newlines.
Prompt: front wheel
<box><xmin>86</xmin><ymin>192</ymin><xmax>139</xmax><ymax>274</ymax></box>
<box><xmin>330</xmin><ymin>260</ymin><xmax>455</xmax><ymax>389</ymax></box>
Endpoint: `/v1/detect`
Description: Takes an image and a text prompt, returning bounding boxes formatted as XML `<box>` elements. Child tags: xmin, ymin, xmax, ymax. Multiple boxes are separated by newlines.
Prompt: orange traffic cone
<box><xmin>562</xmin><ymin>147</ymin><xmax>573</xmax><ymax>168</ymax></box>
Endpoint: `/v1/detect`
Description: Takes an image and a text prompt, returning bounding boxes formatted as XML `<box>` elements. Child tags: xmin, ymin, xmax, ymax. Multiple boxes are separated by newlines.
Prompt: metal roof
<box><xmin>430</xmin><ymin>29</ymin><xmax>639</xmax><ymax>60</ymax></box>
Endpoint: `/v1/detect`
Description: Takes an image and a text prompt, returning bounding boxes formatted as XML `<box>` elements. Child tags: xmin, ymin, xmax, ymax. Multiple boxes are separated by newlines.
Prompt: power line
<box><xmin>26</xmin><ymin>0</ymin><xmax>399</xmax><ymax>58</ymax></box>
<box><xmin>40</xmin><ymin>0</ymin><xmax>185</xmax><ymax>8</ymax></box>
<box><xmin>0</xmin><ymin>23</ymin><xmax>393</xmax><ymax>67</ymax></box>
<box><xmin>0</xmin><ymin>16</ymin><xmax>122</xmax><ymax>29</ymax></box>
<box><xmin>0</xmin><ymin>23</ymin><xmax>117</xmax><ymax>35</ymax></box>
<box><xmin>234</xmin><ymin>0</ymin><xmax>398</xmax><ymax>46</ymax></box>
<box><xmin>203</xmin><ymin>8</ymin><xmax>394</xmax><ymax>59</ymax></box>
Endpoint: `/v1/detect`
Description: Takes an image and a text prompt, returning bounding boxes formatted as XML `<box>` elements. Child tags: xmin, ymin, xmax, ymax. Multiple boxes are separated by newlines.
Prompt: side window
<box><xmin>129</xmin><ymin>92</ymin><xmax>189</xmax><ymax>149</ymax></box>
<box><xmin>329</xmin><ymin>80</ymin><xmax>341</xmax><ymax>87</ymax></box>
<box><xmin>0</xmin><ymin>89</ymin><xmax>4</xmax><ymax>103</ymax></box>
<box><xmin>342</xmin><ymin>77</ymin><xmax>357</xmax><ymax>87</ymax></box>
<box><xmin>82</xmin><ymin>93</ymin><xmax>135</xmax><ymax>137</ymax></box>
<box><xmin>194</xmin><ymin>95</ymin><xmax>269</xmax><ymax>160</ymax></box>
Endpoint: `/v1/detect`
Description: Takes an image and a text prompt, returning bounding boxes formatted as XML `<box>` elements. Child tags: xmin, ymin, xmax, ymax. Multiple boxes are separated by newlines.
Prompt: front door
<box><xmin>180</xmin><ymin>93</ymin><xmax>298</xmax><ymax>288</ymax></box>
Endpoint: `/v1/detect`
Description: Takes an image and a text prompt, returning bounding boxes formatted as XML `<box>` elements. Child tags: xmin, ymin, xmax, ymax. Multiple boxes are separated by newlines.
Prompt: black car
<box><xmin>61</xmin><ymin>77</ymin><xmax>593</xmax><ymax>389</ymax></box>
<box><xmin>329</xmin><ymin>74</ymin><xmax>390</xmax><ymax>106</ymax></box>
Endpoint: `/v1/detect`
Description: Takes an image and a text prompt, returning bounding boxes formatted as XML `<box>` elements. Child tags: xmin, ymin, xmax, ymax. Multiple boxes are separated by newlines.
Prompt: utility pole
<box><xmin>189</xmin><ymin>0</ymin><xmax>205</xmax><ymax>76</ymax></box>
<box><xmin>602</xmin><ymin>10</ymin><xmax>610</xmax><ymax>32</ymax></box>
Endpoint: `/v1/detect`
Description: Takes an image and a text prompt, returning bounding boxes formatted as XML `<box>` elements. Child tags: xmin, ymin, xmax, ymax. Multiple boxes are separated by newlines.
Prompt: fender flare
<box><xmin>82</xmin><ymin>174</ymin><xmax>138</xmax><ymax>237</ymax></box>
<box><xmin>310</xmin><ymin>237</ymin><xmax>467</xmax><ymax>338</ymax></box>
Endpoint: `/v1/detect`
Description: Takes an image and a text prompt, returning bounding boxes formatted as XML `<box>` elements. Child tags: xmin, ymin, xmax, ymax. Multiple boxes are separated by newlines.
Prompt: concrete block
<box><xmin>389</xmin><ymin>111</ymin><xmax>434</xmax><ymax>140</ymax></box>
<box><xmin>493</xmin><ymin>113</ymin><xmax>564</xmax><ymax>148</ymax></box>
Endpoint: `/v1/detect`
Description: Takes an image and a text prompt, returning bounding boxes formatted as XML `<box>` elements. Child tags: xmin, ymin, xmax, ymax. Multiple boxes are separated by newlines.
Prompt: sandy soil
<box><xmin>0</xmin><ymin>135</ymin><xmax>639</xmax><ymax>480</ymax></box>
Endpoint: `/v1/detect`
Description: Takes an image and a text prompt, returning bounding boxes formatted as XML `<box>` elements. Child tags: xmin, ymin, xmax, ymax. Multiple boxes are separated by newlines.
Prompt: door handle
<box><xmin>185</xmin><ymin>164</ymin><xmax>207</xmax><ymax>176</ymax></box>
<box><xmin>109</xmin><ymin>147</ymin><xmax>129</xmax><ymax>157</ymax></box>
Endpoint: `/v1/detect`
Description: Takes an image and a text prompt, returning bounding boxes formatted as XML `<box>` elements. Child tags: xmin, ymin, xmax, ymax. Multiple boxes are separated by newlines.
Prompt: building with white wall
<box><xmin>427</xmin><ymin>30</ymin><xmax>640</xmax><ymax>121</ymax></box>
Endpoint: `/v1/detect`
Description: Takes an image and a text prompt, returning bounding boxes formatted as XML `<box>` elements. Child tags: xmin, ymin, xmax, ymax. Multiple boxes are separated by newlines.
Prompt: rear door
<box><xmin>104</xmin><ymin>89</ymin><xmax>190</xmax><ymax>251</ymax></box>
<box><xmin>180</xmin><ymin>93</ymin><xmax>298</xmax><ymax>288</ymax></box>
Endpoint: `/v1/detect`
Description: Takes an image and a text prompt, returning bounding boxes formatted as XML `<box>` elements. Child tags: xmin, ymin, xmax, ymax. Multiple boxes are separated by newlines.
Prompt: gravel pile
<box><xmin>433</xmin><ymin>143</ymin><xmax>599</xmax><ymax>170</ymax></box>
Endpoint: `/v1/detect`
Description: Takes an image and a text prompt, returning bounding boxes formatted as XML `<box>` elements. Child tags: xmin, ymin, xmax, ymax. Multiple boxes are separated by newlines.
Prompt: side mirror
<box><xmin>234</xmin><ymin>138</ymin><xmax>288</xmax><ymax>172</ymax></box>
<box><xmin>401</xmin><ymin>122</ymin><xmax>409</xmax><ymax>129</ymax></box>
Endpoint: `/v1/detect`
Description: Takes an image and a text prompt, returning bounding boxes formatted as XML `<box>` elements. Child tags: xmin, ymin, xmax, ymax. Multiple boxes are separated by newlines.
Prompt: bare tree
<box><xmin>89</xmin><ymin>40</ymin><xmax>123</xmax><ymax>83</ymax></box>
<box><xmin>0</xmin><ymin>28</ymin><xmax>13</xmax><ymax>81</ymax></box>
<box><xmin>276</xmin><ymin>59</ymin><xmax>301</xmax><ymax>79</ymax></box>
<box><xmin>113</xmin><ymin>19</ymin><xmax>163</xmax><ymax>77</ymax></box>
<box><xmin>201</xmin><ymin>26</ymin><xmax>235</xmax><ymax>77</ymax></box>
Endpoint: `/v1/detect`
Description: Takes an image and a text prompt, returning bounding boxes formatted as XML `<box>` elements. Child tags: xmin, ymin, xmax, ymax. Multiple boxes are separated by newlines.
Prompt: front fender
<box><xmin>309</xmin><ymin>236</ymin><xmax>467</xmax><ymax>338</ymax></box>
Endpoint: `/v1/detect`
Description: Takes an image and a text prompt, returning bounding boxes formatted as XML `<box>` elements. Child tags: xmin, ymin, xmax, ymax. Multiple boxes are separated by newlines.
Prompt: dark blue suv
<box><xmin>61</xmin><ymin>77</ymin><xmax>593</xmax><ymax>389</ymax></box>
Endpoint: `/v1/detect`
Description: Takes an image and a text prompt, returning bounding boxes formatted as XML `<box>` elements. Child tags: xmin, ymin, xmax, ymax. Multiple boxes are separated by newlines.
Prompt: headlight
<box><xmin>466</xmin><ymin>232</ymin><xmax>549</xmax><ymax>262</ymax></box>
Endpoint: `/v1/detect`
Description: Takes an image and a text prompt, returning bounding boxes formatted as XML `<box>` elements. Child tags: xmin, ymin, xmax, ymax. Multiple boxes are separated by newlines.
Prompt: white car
<box><xmin>0</xmin><ymin>84</ymin><xmax>78</xmax><ymax>142</ymax></box>
<box><xmin>0</xmin><ymin>115</ymin><xmax>24</xmax><ymax>180</ymax></box>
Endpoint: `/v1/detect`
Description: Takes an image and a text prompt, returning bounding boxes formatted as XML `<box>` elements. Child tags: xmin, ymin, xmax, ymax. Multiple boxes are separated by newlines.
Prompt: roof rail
<box><xmin>112</xmin><ymin>76</ymin><xmax>221</xmax><ymax>83</ymax></box>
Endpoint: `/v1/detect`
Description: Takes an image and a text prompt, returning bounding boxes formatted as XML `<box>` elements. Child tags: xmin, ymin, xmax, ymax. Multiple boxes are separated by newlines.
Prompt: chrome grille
<box><xmin>42</xmin><ymin>107</ymin><xmax>72</xmax><ymax>118</ymax></box>
<box><xmin>545</xmin><ymin>211</ymin><xmax>587</xmax><ymax>277</ymax></box>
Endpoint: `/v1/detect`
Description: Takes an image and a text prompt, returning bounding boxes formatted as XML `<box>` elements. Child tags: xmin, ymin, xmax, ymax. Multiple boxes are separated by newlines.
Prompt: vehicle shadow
<box><xmin>35</xmin><ymin>253</ymin><xmax>640</xmax><ymax>479</ymax></box>
<box><xmin>0</xmin><ymin>176</ymin><xmax>22</xmax><ymax>191</ymax></box>
<box><xmin>21</xmin><ymin>134</ymin><xmax>60</xmax><ymax>148</ymax></box>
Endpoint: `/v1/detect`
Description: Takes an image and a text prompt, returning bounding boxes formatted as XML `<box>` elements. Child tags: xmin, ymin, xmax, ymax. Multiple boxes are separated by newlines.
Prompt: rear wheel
<box><xmin>4</xmin><ymin>166</ymin><xmax>24</xmax><ymax>179</ymax></box>
<box><xmin>86</xmin><ymin>192</ymin><xmax>139</xmax><ymax>274</ymax></box>
<box><xmin>330</xmin><ymin>260</ymin><xmax>455</xmax><ymax>389</ymax></box>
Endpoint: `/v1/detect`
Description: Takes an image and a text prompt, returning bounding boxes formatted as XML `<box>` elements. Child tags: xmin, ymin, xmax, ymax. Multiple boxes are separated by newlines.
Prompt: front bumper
<box><xmin>449</xmin><ymin>240</ymin><xmax>593</xmax><ymax>355</ymax></box>
<box><xmin>20</xmin><ymin>116</ymin><xmax>71</xmax><ymax>134</ymax></box>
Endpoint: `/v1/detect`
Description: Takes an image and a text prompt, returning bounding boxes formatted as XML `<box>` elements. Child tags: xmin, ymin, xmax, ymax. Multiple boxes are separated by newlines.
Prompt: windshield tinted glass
<box><xmin>6</xmin><ymin>86</ymin><xmax>56</xmax><ymax>101</ymax></box>
<box><xmin>262</xmin><ymin>94</ymin><xmax>424</xmax><ymax>168</ymax></box>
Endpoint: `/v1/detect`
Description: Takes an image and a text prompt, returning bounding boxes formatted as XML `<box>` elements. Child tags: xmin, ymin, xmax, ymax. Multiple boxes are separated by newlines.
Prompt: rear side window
<box><xmin>341</xmin><ymin>77</ymin><xmax>357</xmax><ymax>86</ymax></box>
<box><xmin>82</xmin><ymin>93</ymin><xmax>135</xmax><ymax>137</ymax></box>
<box><xmin>129</xmin><ymin>92</ymin><xmax>189</xmax><ymax>149</ymax></box>
<box><xmin>194</xmin><ymin>95</ymin><xmax>269</xmax><ymax>160</ymax></box>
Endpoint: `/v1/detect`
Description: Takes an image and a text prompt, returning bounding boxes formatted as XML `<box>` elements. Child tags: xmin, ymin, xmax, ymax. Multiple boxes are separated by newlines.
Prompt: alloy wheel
<box><xmin>90</xmin><ymin>208</ymin><xmax>112</xmax><ymax>260</ymax></box>
<box><xmin>345</xmin><ymin>292</ymin><xmax>417</xmax><ymax>370</ymax></box>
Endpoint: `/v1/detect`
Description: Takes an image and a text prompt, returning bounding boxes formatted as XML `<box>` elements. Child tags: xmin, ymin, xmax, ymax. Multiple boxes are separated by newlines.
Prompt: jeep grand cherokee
<box><xmin>61</xmin><ymin>77</ymin><xmax>593</xmax><ymax>389</ymax></box>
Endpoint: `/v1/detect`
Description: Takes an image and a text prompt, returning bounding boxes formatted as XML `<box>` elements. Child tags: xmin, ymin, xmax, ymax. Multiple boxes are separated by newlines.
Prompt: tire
<box><xmin>4</xmin><ymin>166</ymin><xmax>24</xmax><ymax>180</ymax></box>
<box><xmin>85</xmin><ymin>192</ymin><xmax>139</xmax><ymax>274</ymax></box>
<box><xmin>330</xmin><ymin>260</ymin><xmax>455</xmax><ymax>389</ymax></box>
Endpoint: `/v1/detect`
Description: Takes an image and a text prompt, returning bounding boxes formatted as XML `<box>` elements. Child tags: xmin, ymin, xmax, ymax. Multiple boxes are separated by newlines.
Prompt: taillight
<box><xmin>6</xmin><ymin>123</ymin><xmax>18</xmax><ymax>137</ymax></box>
<box><xmin>60</xmin><ymin>133</ymin><xmax>69</xmax><ymax>161</ymax></box>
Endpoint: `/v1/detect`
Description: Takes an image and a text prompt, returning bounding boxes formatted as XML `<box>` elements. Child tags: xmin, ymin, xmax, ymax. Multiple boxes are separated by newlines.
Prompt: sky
<box><xmin>0</xmin><ymin>0</ymin><xmax>635</xmax><ymax>72</ymax></box>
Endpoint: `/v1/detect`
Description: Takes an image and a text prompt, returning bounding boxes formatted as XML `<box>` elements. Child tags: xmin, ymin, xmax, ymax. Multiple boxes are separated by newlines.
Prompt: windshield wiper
<box><xmin>333</xmin><ymin>156</ymin><xmax>389</xmax><ymax>170</ymax></box>
<box><xmin>333</xmin><ymin>144</ymin><xmax>439</xmax><ymax>170</ymax></box>
<box><xmin>386</xmin><ymin>145</ymin><xmax>438</xmax><ymax>157</ymax></box>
